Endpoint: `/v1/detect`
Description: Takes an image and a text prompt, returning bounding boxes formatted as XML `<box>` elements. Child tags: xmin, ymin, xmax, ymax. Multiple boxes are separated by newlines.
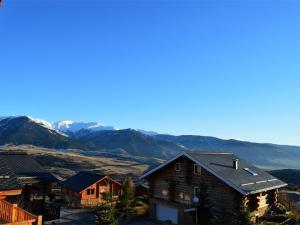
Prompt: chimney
<box><xmin>233</xmin><ymin>159</ymin><xmax>239</xmax><ymax>170</ymax></box>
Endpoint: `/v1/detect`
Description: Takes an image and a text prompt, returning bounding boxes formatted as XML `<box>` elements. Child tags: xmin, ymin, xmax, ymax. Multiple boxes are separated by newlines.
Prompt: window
<box><xmin>87</xmin><ymin>188</ymin><xmax>95</xmax><ymax>195</ymax></box>
<box><xmin>175</xmin><ymin>163</ymin><xmax>181</xmax><ymax>171</ymax></box>
<box><xmin>161</xmin><ymin>189</ymin><xmax>168</xmax><ymax>196</ymax></box>
<box><xmin>194</xmin><ymin>164</ymin><xmax>202</xmax><ymax>175</ymax></box>
<box><xmin>194</xmin><ymin>186</ymin><xmax>200</xmax><ymax>196</ymax></box>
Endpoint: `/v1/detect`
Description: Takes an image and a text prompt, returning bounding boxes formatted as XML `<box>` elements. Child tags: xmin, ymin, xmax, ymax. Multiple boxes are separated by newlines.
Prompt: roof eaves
<box><xmin>246</xmin><ymin>183</ymin><xmax>288</xmax><ymax>195</ymax></box>
<box><xmin>78</xmin><ymin>175</ymin><xmax>108</xmax><ymax>193</ymax></box>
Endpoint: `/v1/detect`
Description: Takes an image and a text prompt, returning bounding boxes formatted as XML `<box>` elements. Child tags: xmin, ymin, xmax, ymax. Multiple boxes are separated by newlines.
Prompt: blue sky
<box><xmin>1</xmin><ymin>1</ymin><xmax>300</xmax><ymax>145</ymax></box>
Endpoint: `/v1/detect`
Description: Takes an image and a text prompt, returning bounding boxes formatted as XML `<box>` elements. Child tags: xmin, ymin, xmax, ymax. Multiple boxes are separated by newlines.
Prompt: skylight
<box><xmin>243</xmin><ymin>168</ymin><xmax>258</xmax><ymax>176</ymax></box>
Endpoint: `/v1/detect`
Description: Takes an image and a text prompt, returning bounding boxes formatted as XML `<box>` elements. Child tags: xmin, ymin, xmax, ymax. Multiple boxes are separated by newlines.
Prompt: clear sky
<box><xmin>1</xmin><ymin>1</ymin><xmax>300</xmax><ymax>145</ymax></box>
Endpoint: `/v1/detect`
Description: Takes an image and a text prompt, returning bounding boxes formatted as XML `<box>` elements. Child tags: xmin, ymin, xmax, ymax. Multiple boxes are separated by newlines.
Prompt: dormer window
<box><xmin>175</xmin><ymin>163</ymin><xmax>181</xmax><ymax>171</ymax></box>
<box><xmin>194</xmin><ymin>164</ymin><xmax>202</xmax><ymax>175</ymax></box>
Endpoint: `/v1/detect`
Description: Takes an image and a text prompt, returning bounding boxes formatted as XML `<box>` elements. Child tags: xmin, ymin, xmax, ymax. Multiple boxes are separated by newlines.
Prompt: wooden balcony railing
<box><xmin>0</xmin><ymin>200</ymin><xmax>42</xmax><ymax>225</ymax></box>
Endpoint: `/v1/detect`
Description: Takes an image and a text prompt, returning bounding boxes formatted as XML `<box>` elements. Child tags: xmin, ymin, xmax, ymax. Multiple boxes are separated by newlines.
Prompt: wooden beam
<box><xmin>0</xmin><ymin>189</ymin><xmax>22</xmax><ymax>197</ymax></box>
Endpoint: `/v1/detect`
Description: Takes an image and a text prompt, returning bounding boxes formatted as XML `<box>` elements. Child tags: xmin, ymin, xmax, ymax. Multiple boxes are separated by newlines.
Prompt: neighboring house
<box><xmin>61</xmin><ymin>171</ymin><xmax>122</xmax><ymax>206</ymax></box>
<box><xmin>0</xmin><ymin>156</ymin><xmax>42</xmax><ymax>225</ymax></box>
<box><xmin>0</xmin><ymin>152</ymin><xmax>57</xmax><ymax>205</ymax></box>
<box><xmin>278</xmin><ymin>190</ymin><xmax>300</xmax><ymax>211</ymax></box>
<box><xmin>140</xmin><ymin>151</ymin><xmax>287</xmax><ymax>225</ymax></box>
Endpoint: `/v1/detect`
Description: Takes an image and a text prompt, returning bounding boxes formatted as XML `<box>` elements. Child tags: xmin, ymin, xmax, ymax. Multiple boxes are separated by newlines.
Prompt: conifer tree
<box><xmin>118</xmin><ymin>176</ymin><xmax>136</xmax><ymax>222</ymax></box>
<box><xmin>233</xmin><ymin>205</ymin><xmax>253</xmax><ymax>225</ymax></box>
<box><xmin>94</xmin><ymin>204</ymin><xmax>118</xmax><ymax>225</ymax></box>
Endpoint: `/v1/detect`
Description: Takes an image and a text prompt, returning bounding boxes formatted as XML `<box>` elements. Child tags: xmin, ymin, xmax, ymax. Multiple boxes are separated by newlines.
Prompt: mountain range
<box><xmin>0</xmin><ymin>115</ymin><xmax>300</xmax><ymax>170</ymax></box>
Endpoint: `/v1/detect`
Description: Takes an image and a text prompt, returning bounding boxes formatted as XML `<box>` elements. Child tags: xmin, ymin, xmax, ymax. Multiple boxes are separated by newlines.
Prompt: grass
<box><xmin>0</xmin><ymin>145</ymin><xmax>150</xmax><ymax>178</ymax></box>
<box><xmin>259</xmin><ymin>222</ymin><xmax>280</xmax><ymax>225</ymax></box>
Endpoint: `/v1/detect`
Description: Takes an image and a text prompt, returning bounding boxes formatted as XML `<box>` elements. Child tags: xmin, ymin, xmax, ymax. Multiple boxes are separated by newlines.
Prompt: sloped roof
<box><xmin>0</xmin><ymin>157</ymin><xmax>22</xmax><ymax>191</ymax></box>
<box><xmin>62</xmin><ymin>171</ymin><xmax>106</xmax><ymax>192</ymax></box>
<box><xmin>140</xmin><ymin>151</ymin><xmax>287</xmax><ymax>195</ymax></box>
<box><xmin>0</xmin><ymin>152</ymin><xmax>57</xmax><ymax>184</ymax></box>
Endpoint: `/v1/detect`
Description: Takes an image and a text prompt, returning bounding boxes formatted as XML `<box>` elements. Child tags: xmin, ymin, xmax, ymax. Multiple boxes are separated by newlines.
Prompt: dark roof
<box><xmin>62</xmin><ymin>171</ymin><xmax>106</xmax><ymax>192</ymax></box>
<box><xmin>0</xmin><ymin>157</ymin><xmax>22</xmax><ymax>191</ymax></box>
<box><xmin>141</xmin><ymin>151</ymin><xmax>287</xmax><ymax>195</ymax></box>
<box><xmin>0</xmin><ymin>152</ymin><xmax>57</xmax><ymax>184</ymax></box>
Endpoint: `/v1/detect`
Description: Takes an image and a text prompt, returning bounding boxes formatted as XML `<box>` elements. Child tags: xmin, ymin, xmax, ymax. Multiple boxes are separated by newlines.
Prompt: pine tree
<box><xmin>118</xmin><ymin>176</ymin><xmax>136</xmax><ymax>222</ymax></box>
<box><xmin>94</xmin><ymin>204</ymin><xmax>118</xmax><ymax>225</ymax></box>
<box><xmin>233</xmin><ymin>205</ymin><xmax>253</xmax><ymax>225</ymax></box>
<box><xmin>197</xmin><ymin>182</ymin><xmax>212</xmax><ymax>225</ymax></box>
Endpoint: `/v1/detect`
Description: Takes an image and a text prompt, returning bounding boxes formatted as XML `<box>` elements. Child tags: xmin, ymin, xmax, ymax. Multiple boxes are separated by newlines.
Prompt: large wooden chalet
<box><xmin>141</xmin><ymin>151</ymin><xmax>287</xmax><ymax>225</ymax></box>
<box><xmin>61</xmin><ymin>171</ymin><xmax>122</xmax><ymax>206</ymax></box>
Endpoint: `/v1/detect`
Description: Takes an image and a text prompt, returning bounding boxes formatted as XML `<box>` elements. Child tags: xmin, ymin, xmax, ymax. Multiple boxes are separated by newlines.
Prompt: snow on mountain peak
<box><xmin>26</xmin><ymin>116</ymin><xmax>54</xmax><ymax>130</ymax></box>
<box><xmin>1</xmin><ymin>115</ymin><xmax>158</xmax><ymax>136</ymax></box>
<box><xmin>52</xmin><ymin>120</ymin><xmax>115</xmax><ymax>133</ymax></box>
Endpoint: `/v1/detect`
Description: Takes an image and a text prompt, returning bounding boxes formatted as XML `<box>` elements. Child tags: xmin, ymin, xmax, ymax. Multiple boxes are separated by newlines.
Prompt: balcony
<box><xmin>0</xmin><ymin>200</ymin><xmax>42</xmax><ymax>225</ymax></box>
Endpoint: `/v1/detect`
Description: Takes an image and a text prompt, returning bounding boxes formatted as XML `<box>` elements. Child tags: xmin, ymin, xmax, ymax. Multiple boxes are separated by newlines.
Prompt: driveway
<box><xmin>44</xmin><ymin>207</ymin><xmax>94</xmax><ymax>225</ymax></box>
<box><xmin>119</xmin><ymin>219</ymin><xmax>165</xmax><ymax>225</ymax></box>
<box><xmin>44</xmin><ymin>207</ymin><xmax>163</xmax><ymax>225</ymax></box>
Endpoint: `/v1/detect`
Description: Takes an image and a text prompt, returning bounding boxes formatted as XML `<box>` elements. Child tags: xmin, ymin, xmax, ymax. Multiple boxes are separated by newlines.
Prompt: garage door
<box><xmin>156</xmin><ymin>203</ymin><xmax>178</xmax><ymax>224</ymax></box>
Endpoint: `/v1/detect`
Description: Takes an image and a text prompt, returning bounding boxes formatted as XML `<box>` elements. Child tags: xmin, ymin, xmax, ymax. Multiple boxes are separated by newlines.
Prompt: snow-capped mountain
<box><xmin>0</xmin><ymin>115</ymin><xmax>155</xmax><ymax>135</ymax></box>
<box><xmin>27</xmin><ymin>116</ymin><xmax>55</xmax><ymax>130</ymax></box>
<box><xmin>53</xmin><ymin>120</ymin><xmax>115</xmax><ymax>133</ymax></box>
<box><xmin>1</xmin><ymin>115</ymin><xmax>300</xmax><ymax>169</ymax></box>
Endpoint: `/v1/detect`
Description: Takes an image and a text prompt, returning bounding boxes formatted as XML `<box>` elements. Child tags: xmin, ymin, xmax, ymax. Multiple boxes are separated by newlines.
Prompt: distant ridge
<box><xmin>1</xmin><ymin>115</ymin><xmax>300</xmax><ymax>170</ymax></box>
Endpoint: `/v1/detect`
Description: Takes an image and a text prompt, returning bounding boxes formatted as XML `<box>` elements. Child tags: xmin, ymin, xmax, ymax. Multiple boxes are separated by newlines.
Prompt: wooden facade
<box><xmin>62</xmin><ymin>175</ymin><xmax>122</xmax><ymax>207</ymax></box>
<box><xmin>144</xmin><ymin>154</ymin><xmax>281</xmax><ymax>225</ymax></box>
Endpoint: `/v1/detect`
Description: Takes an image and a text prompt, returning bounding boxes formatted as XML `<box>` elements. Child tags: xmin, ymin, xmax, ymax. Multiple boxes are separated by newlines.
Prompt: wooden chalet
<box><xmin>140</xmin><ymin>151</ymin><xmax>287</xmax><ymax>225</ymax></box>
<box><xmin>61</xmin><ymin>171</ymin><xmax>122</xmax><ymax>206</ymax></box>
<box><xmin>0</xmin><ymin>152</ymin><xmax>57</xmax><ymax>205</ymax></box>
<box><xmin>0</xmin><ymin>156</ymin><xmax>42</xmax><ymax>225</ymax></box>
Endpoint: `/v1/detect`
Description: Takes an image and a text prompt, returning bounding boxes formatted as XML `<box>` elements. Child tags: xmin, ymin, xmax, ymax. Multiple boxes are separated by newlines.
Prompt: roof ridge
<box><xmin>186</xmin><ymin>151</ymin><xmax>233</xmax><ymax>155</ymax></box>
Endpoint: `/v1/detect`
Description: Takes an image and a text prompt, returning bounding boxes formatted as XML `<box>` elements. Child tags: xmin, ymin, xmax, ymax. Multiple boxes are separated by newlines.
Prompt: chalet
<box><xmin>0</xmin><ymin>152</ymin><xmax>60</xmax><ymax>221</ymax></box>
<box><xmin>140</xmin><ymin>151</ymin><xmax>287</xmax><ymax>225</ymax></box>
<box><xmin>61</xmin><ymin>171</ymin><xmax>122</xmax><ymax>206</ymax></box>
<box><xmin>0</xmin><ymin>152</ymin><xmax>57</xmax><ymax>205</ymax></box>
<box><xmin>0</xmin><ymin>156</ymin><xmax>42</xmax><ymax>225</ymax></box>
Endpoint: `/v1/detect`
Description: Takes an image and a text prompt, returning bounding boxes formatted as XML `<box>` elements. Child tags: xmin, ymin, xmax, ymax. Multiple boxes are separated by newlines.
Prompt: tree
<box><xmin>118</xmin><ymin>176</ymin><xmax>136</xmax><ymax>222</ymax></box>
<box><xmin>94</xmin><ymin>203</ymin><xmax>118</xmax><ymax>225</ymax></box>
<box><xmin>233</xmin><ymin>204</ymin><xmax>254</xmax><ymax>225</ymax></box>
<box><xmin>197</xmin><ymin>182</ymin><xmax>213</xmax><ymax>225</ymax></box>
